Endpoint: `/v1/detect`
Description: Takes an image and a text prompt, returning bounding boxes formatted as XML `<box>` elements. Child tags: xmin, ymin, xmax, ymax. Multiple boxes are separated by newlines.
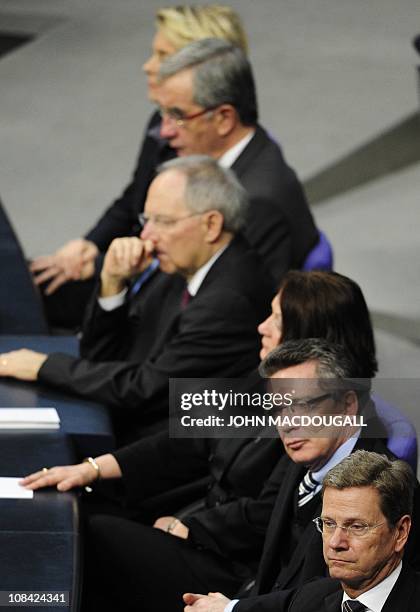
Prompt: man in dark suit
<box><xmin>157</xmin><ymin>39</ymin><xmax>318</xmax><ymax>281</ymax></box>
<box><xmin>32</xmin><ymin>38</ymin><xmax>318</xmax><ymax>328</ymax></box>
<box><xmin>184</xmin><ymin>340</ymin><xmax>420</xmax><ymax>612</ymax></box>
<box><xmin>287</xmin><ymin>450</ymin><xmax>419</xmax><ymax>612</ymax></box>
<box><xmin>0</xmin><ymin>157</ymin><xmax>273</xmax><ymax>439</ymax></box>
<box><xmin>21</xmin><ymin>339</ymin><xmax>399</xmax><ymax>612</ymax></box>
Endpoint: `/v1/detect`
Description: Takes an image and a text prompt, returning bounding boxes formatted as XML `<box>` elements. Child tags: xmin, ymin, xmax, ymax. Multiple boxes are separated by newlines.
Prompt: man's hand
<box><xmin>100</xmin><ymin>237</ymin><xmax>155</xmax><ymax>297</ymax></box>
<box><xmin>153</xmin><ymin>516</ymin><xmax>189</xmax><ymax>539</ymax></box>
<box><xmin>0</xmin><ymin>349</ymin><xmax>48</xmax><ymax>380</ymax></box>
<box><xmin>31</xmin><ymin>239</ymin><xmax>99</xmax><ymax>294</ymax></box>
<box><xmin>183</xmin><ymin>592</ymin><xmax>231</xmax><ymax>611</ymax></box>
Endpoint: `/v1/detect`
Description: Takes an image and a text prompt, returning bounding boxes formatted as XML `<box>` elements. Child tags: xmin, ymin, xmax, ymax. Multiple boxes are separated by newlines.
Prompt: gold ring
<box><xmin>42</xmin><ymin>467</ymin><xmax>49</xmax><ymax>474</ymax></box>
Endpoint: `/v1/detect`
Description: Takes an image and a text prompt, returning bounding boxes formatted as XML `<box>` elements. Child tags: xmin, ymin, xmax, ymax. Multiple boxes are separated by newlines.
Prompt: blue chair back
<box><xmin>375</xmin><ymin>394</ymin><xmax>418</xmax><ymax>473</ymax></box>
<box><xmin>302</xmin><ymin>230</ymin><xmax>334</xmax><ymax>271</ymax></box>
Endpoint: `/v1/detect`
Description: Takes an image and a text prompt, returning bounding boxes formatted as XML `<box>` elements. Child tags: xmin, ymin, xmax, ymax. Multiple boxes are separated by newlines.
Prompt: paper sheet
<box><xmin>0</xmin><ymin>408</ymin><xmax>60</xmax><ymax>429</ymax></box>
<box><xmin>0</xmin><ymin>477</ymin><xmax>33</xmax><ymax>499</ymax></box>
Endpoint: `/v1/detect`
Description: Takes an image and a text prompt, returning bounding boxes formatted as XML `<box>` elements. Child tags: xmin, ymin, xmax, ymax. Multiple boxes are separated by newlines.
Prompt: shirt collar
<box><xmin>311</xmin><ymin>431</ymin><xmax>360</xmax><ymax>485</ymax></box>
<box><xmin>218</xmin><ymin>130</ymin><xmax>255</xmax><ymax>168</ymax></box>
<box><xmin>187</xmin><ymin>244</ymin><xmax>229</xmax><ymax>297</ymax></box>
<box><xmin>342</xmin><ymin>562</ymin><xmax>402</xmax><ymax>612</ymax></box>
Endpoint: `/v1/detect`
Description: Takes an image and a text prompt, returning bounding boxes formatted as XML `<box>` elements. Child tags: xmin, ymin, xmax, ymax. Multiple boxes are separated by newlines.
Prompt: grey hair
<box><xmin>323</xmin><ymin>450</ymin><xmax>415</xmax><ymax>526</ymax></box>
<box><xmin>157</xmin><ymin>155</ymin><xmax>248</xmax><ymax>233</ymax></box>
<box><xmin>259</xmin><ymin>338</ymin><xmax>358</xmax><ymax>379</ymax></box>
<box><xmin>158</xmin><ymin>38</ymin><xmax>258</xmax><ymax>125</ymax></box>
<box><xmin>259</xmin><ymin>338</ymin><xmax>372</xmax><ymax>405</ymax></box>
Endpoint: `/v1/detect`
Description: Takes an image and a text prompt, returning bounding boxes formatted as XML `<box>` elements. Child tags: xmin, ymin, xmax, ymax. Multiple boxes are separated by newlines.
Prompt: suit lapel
<box><xmin>230</xmin><ymin>125</ymin><xmax>265</xmax><ymax>179</ymax></box>
<box><xmin>382</xmin><ymin>564</ymin><xmax>416</xmax><ymax>611</ymax></box>
<box><xmin>324</xmin><ymin>590</ymin><xmax>342</xmax><ymax>612</ymax></box>
<box><xmin>256</xmin><ymin>460</ymin><xmax>304</xmax><ymax>592</ymax></box>
<box><xmin>148</xmin><ymin>275</ymin><xmax>185</xmax><ymax>357</ymax></box>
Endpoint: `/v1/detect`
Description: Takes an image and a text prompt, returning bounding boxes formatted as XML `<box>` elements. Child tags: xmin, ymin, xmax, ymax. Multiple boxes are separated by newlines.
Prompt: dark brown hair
<box><xmin>278</xmin><ymin>271</ymin><xmax>377</xmax><ymax>378</ymax></box>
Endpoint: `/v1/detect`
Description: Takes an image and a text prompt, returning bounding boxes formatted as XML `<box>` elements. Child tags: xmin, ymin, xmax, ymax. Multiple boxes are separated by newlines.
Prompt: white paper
<box><xmin>0</xmin><ymin>408</ymin><xmax>60</xmax><ymax>429</ymax></box>
<box><xmin>0</xmin><ymin>477</ymin><xmax>33</xmax><ymax>499</ymax></box>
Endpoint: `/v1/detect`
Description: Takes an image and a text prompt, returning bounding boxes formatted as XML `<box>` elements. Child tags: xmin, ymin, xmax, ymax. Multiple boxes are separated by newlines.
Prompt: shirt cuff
<box><xmin>98</xmin><ymin>288</ymin><xmax>128</xmax><ymax>311</ymax></box>
<box><xmin>225</xmin><ymin>600</ymin><xmax>239</xmax><ymax>612</ymax></box>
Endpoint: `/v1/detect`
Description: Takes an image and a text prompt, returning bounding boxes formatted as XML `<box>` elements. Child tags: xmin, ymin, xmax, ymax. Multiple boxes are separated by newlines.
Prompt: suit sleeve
<box><xmin>183</xmin><ymin>454</ymin><xmax>291</xmax><ymax>562</ymax></box>
<box><xmin>112</xmin><ymin>432</ymin><xmax>210</xmax><ymax>504</ymax></box>
<box><xmin>242</xmin><ymin>196</ymin><xmax>292</xmax><ymax>285</ymax></box>
<box><xmin>37</xmin><ymin>289</ymin><xmax>261</xmax><ymax>416</ymax></box>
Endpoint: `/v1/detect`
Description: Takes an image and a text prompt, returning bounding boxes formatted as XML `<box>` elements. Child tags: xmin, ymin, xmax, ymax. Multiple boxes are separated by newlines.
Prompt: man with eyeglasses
<box><xmin>287</xmin><ymin>450</ymin><xmax>420</xmax><ymax>611</ymax></box>
<box><xmin>156</xmin><ymin>38</ymin><xmax>318</xmax><ymax>283</ymax></box>
<box><xmin>184</xmin><ymin>339</ymin><xmax>420</xmax><ymax>612</ymax></box>
<box><xmin>0</xmin><ymin>156</ymin><xmax>273</xmax><ymax>441</ymax></box>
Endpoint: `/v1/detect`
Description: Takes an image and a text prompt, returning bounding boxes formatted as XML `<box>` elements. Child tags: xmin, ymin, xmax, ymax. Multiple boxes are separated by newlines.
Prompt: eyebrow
<box><xmin>322</xmin><ymin>515</ymin><xmax>367</xmax><ymax>524</ymax></box>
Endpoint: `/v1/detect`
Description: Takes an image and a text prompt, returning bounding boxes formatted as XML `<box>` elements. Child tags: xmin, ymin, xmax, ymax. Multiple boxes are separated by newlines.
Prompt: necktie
<box><xmin>181</xmin><ymin>288</ymin><xmax>192</xmax><ymax>308</ymax></box>
<box><xmin>342</xmin><ymin>600</ymin><xmax>368</xmax><ymax>612</ymax></box>
<box><xmin>130</xmin><ymin>259</ymin><xmax>159</xmax><ymax>295</ymax></box>
<box><xmin>297</xmin><ymin>471</ymin><xmax>320</xmax><ymax>507</ymax></box>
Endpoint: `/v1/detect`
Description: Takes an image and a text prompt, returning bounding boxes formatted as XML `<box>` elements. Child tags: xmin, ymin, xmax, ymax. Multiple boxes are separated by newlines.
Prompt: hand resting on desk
<box><xmin>0</xmin><ymin>349</ymin><xmax>47</xmax><ymax>381</ymax></box>
<box><xmin>20</xmin><ymin>454</ymin><xmax>122</xmax><ymax>491</ymax></box>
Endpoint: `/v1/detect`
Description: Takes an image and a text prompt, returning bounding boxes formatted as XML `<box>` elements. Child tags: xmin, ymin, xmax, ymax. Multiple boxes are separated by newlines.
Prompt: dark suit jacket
<box><xmin>85</xmin><ymin>114</ymin><xmax>317</xmax><ymax>284</ymax></box>
<box><xmin>232</xmin><ymin>125</ymin><xmax>318</xmax><ymax>279</ymax></box>
<box><xmin>287</xmin><ymin>563</ymin><xmax>420</xmax><ymax>611</ymax></box>
<box><xmin>38</xmin><ymin>236</ymin><xmax>273</xmax><ymax>438</ymax></box>
<box><xmin>234</xmin><ymin>425</ymin><xmax>420</xmax><ymax>612</ymax></box>
<box><xmin>114</xmin><ymin>431</ymin><xmax>285</xmax><ymax>573</ymax></box>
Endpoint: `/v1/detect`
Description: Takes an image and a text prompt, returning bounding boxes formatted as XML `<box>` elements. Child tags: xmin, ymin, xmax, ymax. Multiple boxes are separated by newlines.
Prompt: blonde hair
<box><xmin>156</xmin><ymin>5</ymin><xmax>248</xmax><ymax>54</ymax></box>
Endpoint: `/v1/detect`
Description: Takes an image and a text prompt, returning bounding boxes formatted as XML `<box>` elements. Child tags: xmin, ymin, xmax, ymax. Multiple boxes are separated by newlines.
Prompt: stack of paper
<box><xmin>0</xmin><ymin>408</ymin><xmax>60</xmax><ymax>429</ymax></box>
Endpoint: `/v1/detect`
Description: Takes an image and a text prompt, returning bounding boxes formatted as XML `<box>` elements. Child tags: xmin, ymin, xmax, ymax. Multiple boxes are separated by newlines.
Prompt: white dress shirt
<box><xmin>342</xmin><ymin>562</ymin><xmax>402</xmax><ymax>612</ymax></box>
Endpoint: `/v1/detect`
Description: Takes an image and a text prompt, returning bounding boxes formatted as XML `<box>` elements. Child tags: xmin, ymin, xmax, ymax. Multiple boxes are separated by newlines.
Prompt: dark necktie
<box><xmin>181</xmin><ymin>288</ymin><xmax>192</xmax><ymax>308</ymax></box>
<box><xmin>342</xmin><ymin>600</ymin><xmax>368</xmax><ymax>612</ymax></box>
<box><xmin>297</xmin><ymin>470</ymin><xmax>320</xmax><ymax>507</ymax></box>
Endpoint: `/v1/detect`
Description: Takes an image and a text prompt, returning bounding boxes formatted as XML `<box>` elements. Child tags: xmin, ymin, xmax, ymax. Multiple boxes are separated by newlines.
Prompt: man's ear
<box><xmin>214</xmin><ymin>105</ymin><xmax>237</xmax><ymax>137</ymax></box>
<box><xmin>342</xmin><ymin>390</ymin><xmax>359</xmax><ymax>416</ymax></box>
<box><xmin>394</xmin><ymin>515</ymin><xmax>411</xmax><ymax>552</ymax></box>
<box><xmin>202</xmin><ymin>210</ymin><xmax>225</xmax><ymax>243</ymax></box>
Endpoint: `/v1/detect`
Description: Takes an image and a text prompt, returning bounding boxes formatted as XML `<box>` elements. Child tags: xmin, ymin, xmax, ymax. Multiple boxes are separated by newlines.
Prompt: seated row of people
<box><xmin>28</xmin><ymin>5</ymin><xmax>318</xmax><ymax>330</ymax></box>
<box><xmin>1</xmin><ymin>6</ymin><xmax>417</xmax><ymax>612</ymax></box>
<box><xmin>17</xmin><ymin>270</ymin><xmax>420</xmax><ymax>609</ymax></box>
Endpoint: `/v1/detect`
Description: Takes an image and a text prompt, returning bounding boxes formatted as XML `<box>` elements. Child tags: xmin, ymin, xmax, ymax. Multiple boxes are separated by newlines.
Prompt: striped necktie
<box><xmin>342</xmin><ymin>600</ymin><xmax>368</xmax><ymax>612</ymax></box>
<box><xmin>297</xmin><ymin>470</ymin><xmax>320</xmax><ymax>507</ymax></box>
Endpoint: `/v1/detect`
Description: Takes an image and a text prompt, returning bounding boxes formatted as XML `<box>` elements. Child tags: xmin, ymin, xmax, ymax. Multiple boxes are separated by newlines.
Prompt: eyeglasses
<box><xmin>138</xmin><ymin>212</ymin><xmax>203</xmax><ymax>229</ymax></box>
<box><xmin>276</xmin><ymin>393</ymin><xmax>333</xmax><ymax>415</ymax></box>
<box><xmin>313</xmin><ymin>517</ymin><xmax>386</xmax><ymax>537</ymax></box>
<box><xmin>158</xmin><ymin>105</ymin><xmax>218</xmax><ymax>127</ymax></box>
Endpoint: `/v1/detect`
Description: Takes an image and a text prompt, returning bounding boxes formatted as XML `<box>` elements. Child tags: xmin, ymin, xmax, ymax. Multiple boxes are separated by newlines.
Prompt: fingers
<box><xmin>20</xmin><ymin>464</ymin><xmax>91</xmax><ymax>491</ymax></box>
<box><xmin>183</xmin><ymin>593</ymin><xmax>203</xmax><ymax>604</ymax></box>
<box><xmin>20</xmin><ymin>467</ymin><xmax>66</xmax><ymax>490</ymax></box>
<box><xmin>30</xmin><ymin>255</ymin><xmax>57</xmax><ymax>273</ymax></box>
<box><xmin>44</xmin><ymin>272</ymin><xmax>69</xmax><ymax>295</ymax></box>
<box><xmin>104</xmin><ymin>237</ymin><xmax>154</xmax><ymax>279</ymax></box>
<box><xmin>32</xmin><ymin>266</ymin><xmax>61</xmax><ymax>286</ymax></box>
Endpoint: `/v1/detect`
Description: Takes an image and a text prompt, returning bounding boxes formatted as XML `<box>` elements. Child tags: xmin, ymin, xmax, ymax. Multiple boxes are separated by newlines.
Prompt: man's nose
<box><xmin>140</xmin><ymin>221</ymin><xmax>156</xmax><ymax>242</ymax></box>
<box><xmin>328</xmin><ymin>526</ymin><xmax>350</xmax><ymax>549</ymax></box>
<box><xmin>160</xmin><ymin>114</ymin><xmax>178</xmax><ymax>139</ymax></box>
